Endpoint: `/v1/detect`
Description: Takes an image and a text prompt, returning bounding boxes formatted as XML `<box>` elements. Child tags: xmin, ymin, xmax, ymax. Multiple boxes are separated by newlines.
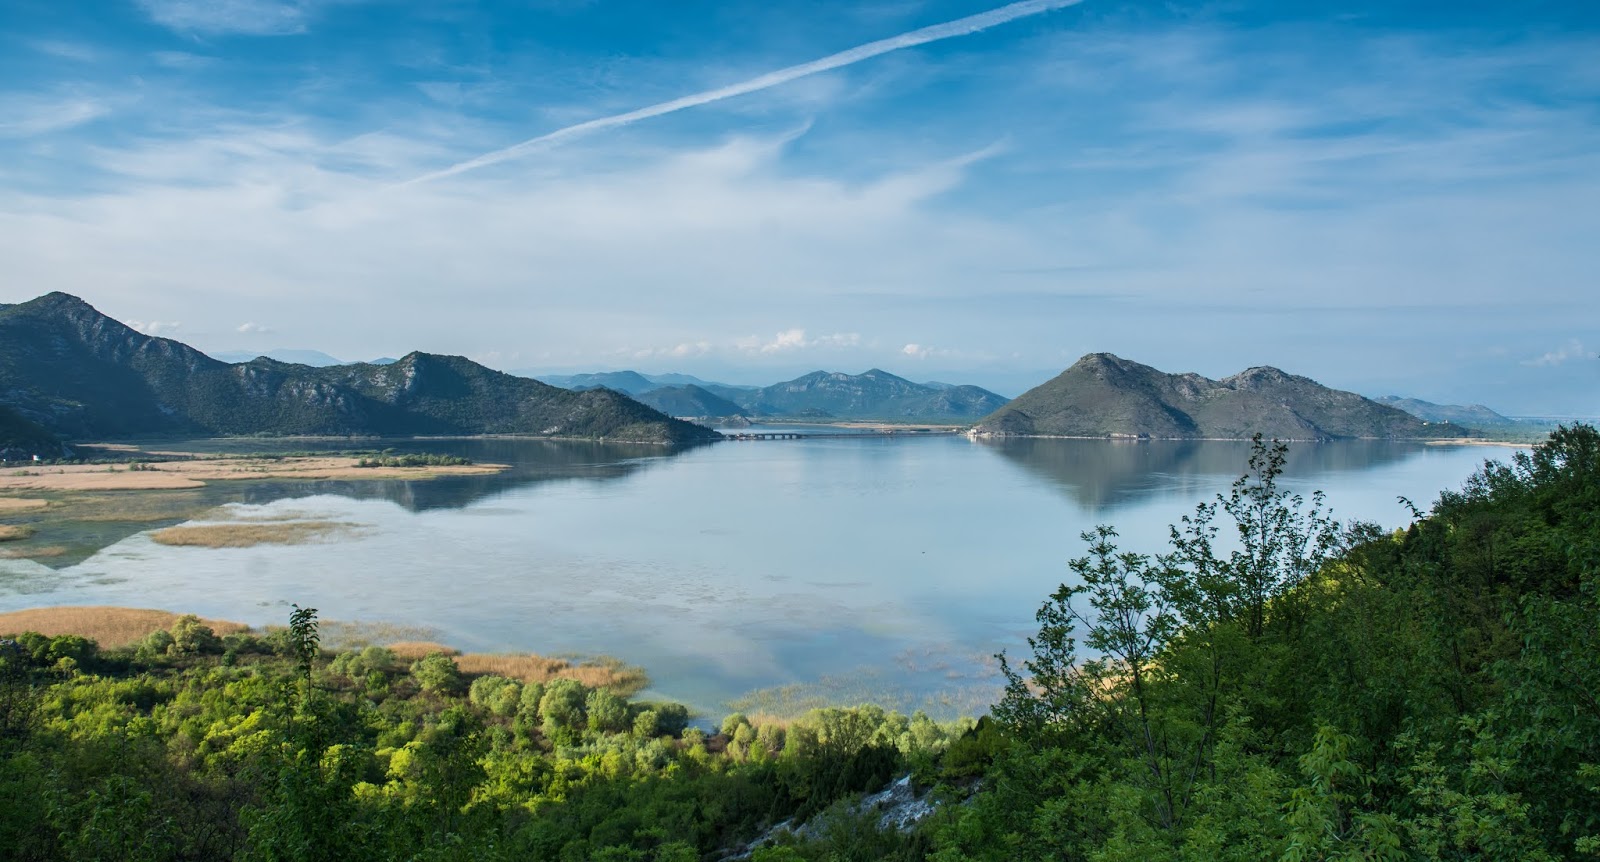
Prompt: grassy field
<box><xmin>0</xmin><ymin>605</ymin><xmax>248</xmax><ymax>648</ymax></box>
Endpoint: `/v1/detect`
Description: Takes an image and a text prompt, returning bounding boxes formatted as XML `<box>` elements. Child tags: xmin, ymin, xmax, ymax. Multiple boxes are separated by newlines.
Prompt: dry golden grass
<box><xmin>454</xmin><ymin>653</ymin><xmax>649</xmax><ymax>696</ymax></box>
<box><xmin>0</xmin><ymin>545</ymin><xmax>67</xmax><ymax>559</ymax></box>
<box><xmin>149</xmin><ymin>521</ymin><xmax>363</xmax><ymax>548</ymax></box>
<box><xmin>0</xmin><ymin>498</ymin><xmax>49</xmax><ymax>513</ymax></box>
<box><xmin>0</xmin><ymin>524</ymin><xmax>33</xmax><ymax>542</ymax></box>
<box><xmin>0</xmin><ymin>606</ymin><xmax>248</xmax><ymax>648</ymax></box>
<box><xmin>386</xmin><ymin>641</ymin><xmax>461</xmax><ymax>660</ymax></box>
<box><xmin>0</xmin><ymin>456</ymin><xmax>505</xmax><ymax>492</ymax></box>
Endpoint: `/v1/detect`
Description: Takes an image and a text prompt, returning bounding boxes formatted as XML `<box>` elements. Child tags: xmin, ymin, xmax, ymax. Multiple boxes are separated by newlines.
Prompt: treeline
<box><xmin>354</xmin><ymin>452</ymin><xmax>473</xmax><ymax>468</ymax></box>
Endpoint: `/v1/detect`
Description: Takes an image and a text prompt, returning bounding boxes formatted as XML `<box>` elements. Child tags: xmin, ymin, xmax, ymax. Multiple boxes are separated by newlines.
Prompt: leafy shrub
<box><xmin>410</xmin><ymin>653</ymin><xmax>465</xmax><ymax>695</ymax></box>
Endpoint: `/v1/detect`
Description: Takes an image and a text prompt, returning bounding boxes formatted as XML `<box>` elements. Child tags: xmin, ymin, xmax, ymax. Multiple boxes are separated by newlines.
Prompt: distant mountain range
<box><xmin>532</xmin><ymin>371</ymin><xmax>749</xmax><ymax>396</ymax></box>
<box><xmin>539</xmin><ymin>368</ymin><xmax>1008</xmax><ymax>421</ymax></box>
<box><xmin>0</xmin><ymin>293</ymin><xmax>717</xmax><ymax>444</ymax></box>
<box><xmin>971</xmin><ymin>353</ymin><xmax>1473</xmax><ymax>440</ymax></box>
<box><xmin>726</xmin><ymin>369</ymin><xmax>1008</xmax><ymax>420</ymax></box>
<box><xmin>209</xmin><ymin>349</ymin><xmax>401</xmax><ymax>367</ymax></box>
<box><xmin>1374</xmin><ymin>396</ymin><xmax>1513</xmax><ymax>428</ymax></box>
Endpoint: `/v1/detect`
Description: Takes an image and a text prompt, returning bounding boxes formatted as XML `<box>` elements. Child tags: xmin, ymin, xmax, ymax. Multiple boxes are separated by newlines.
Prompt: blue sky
<box><xmin>1</xmin><ymin>0</ymin><xmax>1596</xmax><ymax>414</ymax></box>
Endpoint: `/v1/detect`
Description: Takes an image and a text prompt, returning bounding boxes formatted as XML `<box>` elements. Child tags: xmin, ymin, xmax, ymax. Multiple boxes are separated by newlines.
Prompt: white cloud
<box><xmin>126</xmin><ymin>319</ymin><xmax>182</xmax><ymax>335</ymax></box>
<box><xmin>236</xmin><ymin>321</ymin><xmax>272</xmax><ymax>334</ymax></box>
<box><xmin>1523</xmin><ymin>339</ymin><xmax>1591</xmax><ymax>367</ymax></box>
<box><xmin>737</xmin><ymin>329</ymin><xmax>862</xmax><ymax>354</ymax></box>
<box><xmin>902</xmin><ymin>343</ymin><xmax>930</xmax><ymax>359</ymax></box>
<box><xmin>136</xmin><ymin>0</ymin><xmax>308</xmax><ymax>36</ymax></box>
<box><xmin>0</xmin><ymin>95</ymin><xmax>108</xmax><ymax>138</ymax></box>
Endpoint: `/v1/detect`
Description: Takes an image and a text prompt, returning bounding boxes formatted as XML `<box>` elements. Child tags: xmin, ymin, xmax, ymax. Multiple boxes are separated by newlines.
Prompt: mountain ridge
<box><xmin>0</xmin><ymin>293</ymin><xmax>717</xmax><ymax>444</ymax></box>
<box><xmin>971</xmin><ymin>353</ymin><xmax>1472</xmax><ymax>441</ymax></box>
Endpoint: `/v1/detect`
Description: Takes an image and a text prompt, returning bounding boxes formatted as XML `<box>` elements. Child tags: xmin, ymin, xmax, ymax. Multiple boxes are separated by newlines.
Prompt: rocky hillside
<box><xmin>0</xmin><ymin>293</ymin><xmax>718</xmax><ymax>444</ymax></box>
<box><xmin>972</xmin><ymin>353</ymin><xmax>1472</xmax><ymax>440</ymax></box>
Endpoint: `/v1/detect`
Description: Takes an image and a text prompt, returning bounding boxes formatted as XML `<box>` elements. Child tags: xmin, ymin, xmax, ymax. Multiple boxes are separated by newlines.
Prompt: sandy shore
<box><xmin>0</xmin><ymin>455</ymin><xmax>507</xmax><ymax>492</ymax></box>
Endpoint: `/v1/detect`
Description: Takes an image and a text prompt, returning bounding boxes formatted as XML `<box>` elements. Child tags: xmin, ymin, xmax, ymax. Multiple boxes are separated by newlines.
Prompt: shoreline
<box><xmin>0</xmin><ymin>453</ymin><xmax>509</xmax><ymax>493</ymax></box>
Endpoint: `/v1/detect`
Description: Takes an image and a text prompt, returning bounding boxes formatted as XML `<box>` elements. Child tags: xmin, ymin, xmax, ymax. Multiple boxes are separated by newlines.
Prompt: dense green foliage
<box><xmin>975</xmin><ymin>352</ymin><xmax>1472</xmax><ymax>440</ymax></box>
<box><xmin>0</xmin><ymin>292</ymin><xmax>719</xmax><ymax>443</ymax></box>
<box><xmin>926</xmin><ymin>426</ymin><xmax>1600</xmax><ymax>859</ymax></box>
<box><xmin>0</xmin><ymin>610</ymin><xmax>969</xmax><ymax>860</ymax></box>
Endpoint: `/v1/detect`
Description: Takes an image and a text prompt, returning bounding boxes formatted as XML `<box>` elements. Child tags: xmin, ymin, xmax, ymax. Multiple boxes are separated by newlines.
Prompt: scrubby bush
<box><xmin>168</xmin><ymin>615</ymin><xmax>222</xmax><ymax>656</ymax></box>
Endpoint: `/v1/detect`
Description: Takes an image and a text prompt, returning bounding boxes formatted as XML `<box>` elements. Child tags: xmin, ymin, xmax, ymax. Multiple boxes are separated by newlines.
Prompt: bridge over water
<box><xmin>720</xmin><ymin>429</ymin><xmax>961</xmax><ymax>441</ymax></box>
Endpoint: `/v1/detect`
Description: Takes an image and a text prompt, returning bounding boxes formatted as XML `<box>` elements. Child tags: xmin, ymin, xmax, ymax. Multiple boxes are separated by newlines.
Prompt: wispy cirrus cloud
<box><xmin>406</xmin><ymin>0</ymin><xmax>1085</xmax><ymax>183</ymax></box>
<box><xmin>136</xmin><ymin>0</ymin><xmax>309</xmax><ymax>36</ymax></box>
<box><xmin>0</xmin><ymin>94</ymin><xmax>109</xmax><ymax>138</ymax></box>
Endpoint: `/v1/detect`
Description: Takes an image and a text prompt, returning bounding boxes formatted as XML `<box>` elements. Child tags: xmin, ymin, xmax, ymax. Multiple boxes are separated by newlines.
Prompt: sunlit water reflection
<box><xmin>0</xmin><ymin>435</ymin><xmax>1517</xmax><ymax>718</ymax></box>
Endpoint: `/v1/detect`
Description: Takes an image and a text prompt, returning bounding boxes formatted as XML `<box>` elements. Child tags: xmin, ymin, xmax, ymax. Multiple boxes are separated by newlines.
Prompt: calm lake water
<box><xmin>0</xmin><ymin>434</ymin><xmax>1517</xmax><ymax>719</ymax></box>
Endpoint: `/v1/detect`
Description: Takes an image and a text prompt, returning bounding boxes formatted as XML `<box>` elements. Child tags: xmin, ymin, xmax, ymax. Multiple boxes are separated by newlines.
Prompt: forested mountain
<box><xmin>1375</xmin><ymin>395</ymin><xmax>1514</xmax><ymax>427</ymax></box>
<box><xmin>0</xmin><ymin>404</ymin><xmax>69</xmax><ymax>460</ymax></box>
<box><xmin>0</xmin><ymin>293</ymin><xmax>717</xmax><ymax>444</ymax></box>
<box><xmin>632</xmin><ymin>384</ymin><xmax>748</xmax><ymax>419</ymax></box>
<box><xmin>724</xmin><ymin>369</ymin><xmax>1009</xmax><ymax>420</ymax></box>
<box><xmin>972</xmin><ymin>352</ymin><xmax>1470</xmax><ymax>439</ymax></box>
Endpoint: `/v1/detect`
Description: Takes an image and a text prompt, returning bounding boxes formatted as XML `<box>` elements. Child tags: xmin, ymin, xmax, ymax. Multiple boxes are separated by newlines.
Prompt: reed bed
<box><xmin>0</xmin><ymin>498</ymin><xmax>49</xmax><ymax>513</ymax></box>
<box><xmin>0</xmin><ymin>524</ymin><xmax>34</xmax><ymax>542</ymax></box>
<box><xmin>0</xmin><ymin>545</ymin><xmax>67</xmax><ymax>559</ymax></box>
<box><xmin>149</xmin><ymin>521</ymin><xmax>361</xmax><ymax>548</ymax></box>
<box><xmin>455</xmin><ymin>653</ymin><xmax>649</xmax><ymax>696</ymax></box>
<box><xmin>385</xmin><ymin>641</ymin><xmax>461</xmax><ymax>660</ymax></box>
<box><xmin>0</xmin><ymin>606</ymin><xmax>248</xmax><ymax>648</ymax></box>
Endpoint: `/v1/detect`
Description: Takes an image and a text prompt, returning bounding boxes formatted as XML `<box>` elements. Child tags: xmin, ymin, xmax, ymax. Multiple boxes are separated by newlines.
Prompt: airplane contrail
<box><xmin>405</xmin><ymin>0</ymin><xmax>1086</xmax><ymax>185</ymax></box>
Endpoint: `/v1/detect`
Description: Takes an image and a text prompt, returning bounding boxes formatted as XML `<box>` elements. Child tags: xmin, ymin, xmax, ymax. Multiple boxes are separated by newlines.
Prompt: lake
<box><xmin>0</xmin><ymin>434</ymin><xmax>1517</xmax><ymax>719</ymax></box>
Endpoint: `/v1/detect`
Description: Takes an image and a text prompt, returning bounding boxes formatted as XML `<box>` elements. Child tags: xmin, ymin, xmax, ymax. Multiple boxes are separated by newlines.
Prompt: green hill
<box><xmin>728</xmin><ymin>369</ymin><xmax>1009</xmax><ymax>420</ymax></box>
<box><xmin>632</xmin><ymin>384</ymin><xmax>748</xmax><ymax>419</ymax></box>
<box><xmin>0</xmin><ymin>293</ymin><xmax>718</xmax><ymax>444</ymax></box>
<box><xmin>973</xmin><ymin>352</ymin><xmax>1470</xmax><ymax>440</ymax></box>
